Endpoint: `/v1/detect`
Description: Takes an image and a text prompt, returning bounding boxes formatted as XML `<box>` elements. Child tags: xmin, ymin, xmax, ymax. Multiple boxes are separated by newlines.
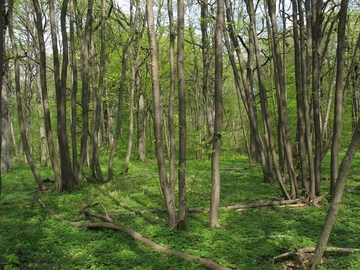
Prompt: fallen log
<box><xmin>274</xmin><ymin>246</ymin><xmax>360</xmax><ymax>261</ymax></box>
<box><xmin>37</xmin><ymin>199</ymin><xmax>231</xmax><ymax>270</ymax></box>
<box><xmin>273</xmin><ymin>246</ymin><xmax>360</xmax><ymax>268</ymax></box>
<box><xmin>110</xmin><ymin>199</ymin><xmax>301</xmax><ymax>216</ymax></box>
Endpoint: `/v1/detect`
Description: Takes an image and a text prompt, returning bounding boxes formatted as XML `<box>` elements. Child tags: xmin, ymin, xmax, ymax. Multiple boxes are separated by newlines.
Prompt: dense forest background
<box><xmin>1</xmin><ymin>0</ymin><xmax>360</xmax><ymax>269</ymax></box>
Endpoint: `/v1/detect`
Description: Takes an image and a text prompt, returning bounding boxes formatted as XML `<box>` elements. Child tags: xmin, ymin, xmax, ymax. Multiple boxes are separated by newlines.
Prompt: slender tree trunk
<box><xmin>309</xmin><ymin>105</ymin><xmax>360</xmax><ymax>270</ymax></box>
<box><xmin>122</xmin><ymin>48</ymin><xmax>137</xmax><ymax>174</ymax></box>
<box><xmin>266</xmin><ymin>0</ymin><xmax>297</xmax><ymax>198</ymax></box>
<box><xmin>292</xmin><ymin>0</ymin><xmax>308</xmax><ymax>191</ymax></box>
<box><xmin>224</xmin><ymin>0</ymin><xmax>272</xmax><ymax>181</ymax></box>
<box><xmin>137</xmin><ymin>92</ymin><xmax>146</xmax><ymax>162</ymax></box>
<box><xmin>1</xmin><ymin>58</ymin><xmax>10</xmax><ymax>174</ymax></box>
<box><xmin>70</xmin><ymin>0</ymin><xmax>79</xmax><ymax>178</ymax></box>
<box><xmin>108</xmin><ymin>3</ymin><xmax>138</xmax><ymax>182</ymax></box>
<box><xmin>49</xmin><ymin>0</ymin><xmax>77</xmax><ymax>191</ymax></box>
<box><xmin>36</xmin><ymin>68</ymin><xmax>47</xmax><ymax>167</ymax></box>
<box><xmin>177</xmin><ymin>0</ymin><xmax>187</xmax><ymax>230</ymax></box>
<box><xmin>209</xmin><ymin>0</ymin><xmax>224</xmax><ymax>229</ymax></box>
<box><xmin>77</xmin><ymin>0</ymin><xmax>93</xmax><ymax>181</ymax></box>
<box><xmin>330</xmin><ymin>0</ymin><xmax>349</xmax><ymax>196</ymax></box>
<box><xmin>167</xmin><ymin>0</ymin><xmax>176</xmax><ymax>203</ymax></box>
<box><xmin>200</xmin><ymin>0</ymin><xmax>214</xmax><ymax>139</ymax></box>
<box><xmin>245</xmin><ymin>0</ymin><xmax>290</xmax><ymax>199</ymax></box>
<box><xmin>311</xmin><ymin>0</ymin><xmax>323</xmax><ymax>198</ymax></box>
<box><xmin>0</xmin><ymin>0</ymin><xmax>3</xmax><ymax>194</ymax></box>
<box><xmin>9</xmin><ymin>0</ymin><xmax>45</xmax><ymax>190</ymax></box>
<box><xmin>147</xmin><ymin>0</ymin><xmax>177</xmax><ymax>227</ymax></box>
<box><xmin>33</xmin><ymin>0</ymin><xmax>62</xmax><ymax>188</ymax></box>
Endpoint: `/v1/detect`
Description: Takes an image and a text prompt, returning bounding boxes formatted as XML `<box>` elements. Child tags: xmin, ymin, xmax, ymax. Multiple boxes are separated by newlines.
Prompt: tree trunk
<box><xmin>177</xmin><ymin>0</ymin><xmax>187</xmax><ymax>230</ymax></box>
<box><xmin>77</xmin><ymin>0</ymin><xmax>93</xmax><ymax>181</ymax></box>
<box><xmin>147</xmin><ymin>0</ymin><xmax>177</xmax><ymax>227</ymax></box>
<box><xmin>266</xmin><ymin>0</ymin><xmax>297</xmax><ymax>198</ymax></box>
<box><xmin>309</xmin><ymin>99</ymin><xmax>360</xmax><ymax>270</ymax></box>
<box><xmin>209</xmin><ymin>0</ymin><xmax>224</xmax><ymax>229</ymax></box>
<box><xmin>167</xmin><ymin>0</ymin><xmax>176</xmax><ymax>204</ymax></box>
<box><xmin>200</xmin><ymin>0</ymin><xmax>214</xmax><ymax>140</ymax></box>
<box><xmin>137</xmin><ymin>92</ymin><xmax>146</xmax><ymax>162</ymax></box>
<box><xmin>89</xmin><ymin>0</ymin><xmax>106</xmax><ymax>183</ymax></box>
<box><xmin>292</xmin><ymin>0</ymin><xmax>308</xmax><ymax>191</ymax></box>
<box><xmin>330</xmin><ymin>0</ymin><xmax>349</xmax><ymax>196</ymax></box>
<box><xmin>9</xmin><ymin>0</ymin><xmax>46</xmax><ymax>190</ymax></box>
<box><xmin>1</xmin><ymin>56</ymin><xmax>10</xmax><ymax>174</ymax></box>
<box><xmin>245</xmin><ymin>0</ymin><xmax>290</xmax><ymax>199</ymax></box>
<box><xmin>0</xmin><ymin>0</ymin><xmax>5</xmax><ymax>194</ymax></box>
<box><xmin>33</xmin><ymin>0</ymin><xmax>62</xmax><ymax>188</ymax></box>
<box><xmin>70</xmin><ymin>0</ymin><xmax>79</xmax><ymax>178</ymax></box>
<box><xmin>49</xmin><ymin>0</ymin><xmax>77</xmax><ymax>191</ymax></box>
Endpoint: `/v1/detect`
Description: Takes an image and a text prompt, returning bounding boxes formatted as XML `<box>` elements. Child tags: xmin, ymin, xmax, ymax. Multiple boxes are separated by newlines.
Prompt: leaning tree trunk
<box><xmin>309</xmin><ymin>106</ymin><xmax>360</xmax><ymax>270</ymax></box>
<box><xmin>266</xmin><ymin>0</ymin><xmax>297</xmax><ymax>198</ymax></box>
<box><xmin>9</xmin><ymin>0</ymin><xmax>46</xmax><ymax>191</ymax></box>
<box><xmin>147</xmin><ymin>0</ymin><xmax>177</xmax><ymax>228</ymax></box>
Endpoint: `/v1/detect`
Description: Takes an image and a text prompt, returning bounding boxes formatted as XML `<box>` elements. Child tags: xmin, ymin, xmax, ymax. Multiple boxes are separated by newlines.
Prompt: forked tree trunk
<box><xmin>147</xmin><ymin>0</ymin><xmax>177</xmax><ymax>227</ymax></box>
<box><xmin>49</xmin><ymin>0</ymin><xmax>77</xmax><ymax>191</ymax></box>
<box><xmin>33</xmin><ymin>0</ymin><xmax>62</xmax><ymax>188</ymax></box>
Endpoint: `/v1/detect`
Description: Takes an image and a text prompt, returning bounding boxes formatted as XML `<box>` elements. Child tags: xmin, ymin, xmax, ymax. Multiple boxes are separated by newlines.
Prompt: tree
<box><xmin>0</xmin><ymin>0</ymin><xmax>5</xmax><ymax>195</ymax></box>
<box><xmin>49</xmin><ymin>0</ymin><xmax>77</xmax><ymax>191</ymax></box>
<box><xmin>177</xmin><ymin>0</ymin><xmax>187</xmax><ymax>230</ymax></box>
<box><xmin>33</xmin><ymin>0</ymin><xmax>62</xmax><ymax>189</ymax></box>
<box><xmin>147</xmin><ymin>0</ymin><xmax>177</xmax><ymax>227</ymax></box>
<box><xmin>209</xmin><ymin>0</ymin><xmax>224</xmax><ymax>229</ymax></box>
<box><xmin>8</xmin><ymin>0</ymin><xmax>46</xmax><ymax>191</ymax></box>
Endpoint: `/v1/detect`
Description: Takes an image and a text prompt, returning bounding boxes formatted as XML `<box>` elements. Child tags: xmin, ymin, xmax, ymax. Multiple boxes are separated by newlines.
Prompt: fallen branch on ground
<box><xmin>37</xmin><ymin>199</ymin><xmax>230</xmax><ymax>270</ymax></box>
<box><xmin>273</xmin><ymin>246</ymin><xmax>360</xmax><ymax>268</ymax></box>
<box><xmin>109</xmin><ymin>199</ymin><xmax>301</xmax><ymax>216</ymax></box>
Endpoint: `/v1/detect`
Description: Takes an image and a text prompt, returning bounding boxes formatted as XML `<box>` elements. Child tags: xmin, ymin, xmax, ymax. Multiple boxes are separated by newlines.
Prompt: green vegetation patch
<box><xmin>1</xmin><ymin>156</ymin><xmax>360</xmax><ymax>269</ymax></box>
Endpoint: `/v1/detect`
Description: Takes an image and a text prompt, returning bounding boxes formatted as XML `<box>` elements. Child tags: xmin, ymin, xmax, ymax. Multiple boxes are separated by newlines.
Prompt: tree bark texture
<box><xmin>147</xmin><ymin>0</ymin><xmax>177</xmax><ymax>227</ymax></box>
<box><xmin>210</xmin><ymin>0</ymin><xmax>224</xmax><ymax>229</ymax></box>
<box><xmin>177</xmin><ymin>0</ymin><xmax>187</xmax><ymax>230</ymax></box>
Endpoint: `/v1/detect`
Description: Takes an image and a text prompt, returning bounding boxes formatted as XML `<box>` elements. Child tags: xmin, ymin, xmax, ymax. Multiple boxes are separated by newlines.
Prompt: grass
<box><xmin>1</xmin><ymin>154</ymin><xmax>360</xmax><ymax>269</ymax></box>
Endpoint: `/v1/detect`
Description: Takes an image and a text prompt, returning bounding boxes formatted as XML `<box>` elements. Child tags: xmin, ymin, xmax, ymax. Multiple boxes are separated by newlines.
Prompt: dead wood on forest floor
<box><xmin>109</xmin><ymin>199</ymin><xmax>302</xmax><ymax>216</ymax></box>
<box><xmin>37</xmin><ymin>199</ymin><xmax>231</xmax><ymax>270</ymax></box>
<box><xmin>274</xmin><ymin>247</ymin><xmax>360</xmax><ymax>269</ymax></box>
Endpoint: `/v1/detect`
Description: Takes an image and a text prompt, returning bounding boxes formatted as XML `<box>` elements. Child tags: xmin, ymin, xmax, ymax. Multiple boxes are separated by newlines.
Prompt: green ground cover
<box><xmin>1</xmin><ymin>155</ymin><xmax>360</xmax><ymax>269</ymax></box>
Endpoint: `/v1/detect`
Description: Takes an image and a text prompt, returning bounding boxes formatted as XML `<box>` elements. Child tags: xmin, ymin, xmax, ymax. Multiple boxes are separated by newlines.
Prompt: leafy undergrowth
<box><xmin>1</xmin><ymin>154</ymin><xmax>360</xmax><ymax>269</ymax></box>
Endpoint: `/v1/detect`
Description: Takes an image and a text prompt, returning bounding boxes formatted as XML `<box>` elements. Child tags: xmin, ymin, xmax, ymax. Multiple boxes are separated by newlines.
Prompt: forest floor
<box><xmin>1</xmin><ymin>154</ymin><xmax>360</xmax><ymax>269</ymax></box>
